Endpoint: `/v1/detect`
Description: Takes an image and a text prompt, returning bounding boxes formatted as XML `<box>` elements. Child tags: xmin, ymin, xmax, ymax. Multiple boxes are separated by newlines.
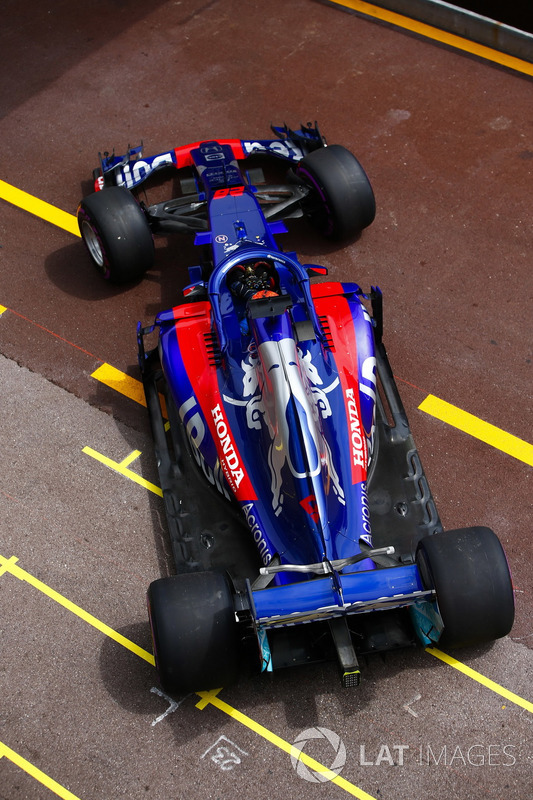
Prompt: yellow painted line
<box><xmin>196</xmin><ymin>688</ymin><xmax>377</xmax><ymax>799</ymax></box>
<box><xmin>2</xmin><ymin>551</ymin><xmax>531</xmax><ymax>792</ymax></box>
<box><xmin>91</xmin><ymin>363</ymin><xmax>168</xmax><ymax>418</ymax></box>
<box><xmin>0</xmin><ymin>554</ymin><xmax>19</xmax><ymax>577</ymax></box>
<box><xmin>0</xmin><ymin>553</ymin><xmax>155</xmax><ymax>666</ymax></box>
<box><xmin>120</xmin><ymin>449</ymin><xmax>144</xmax><ymax>468</ymax></box>
<box><xmin>1</xmin><ymin>555</ymin><xmax>370</xmax><ymax>798</ymax></box>
<box><xmin>419</xmin><ymin>394</ymin><xmax>533</xmax><ymax>467</ymax></box>
<box><xmin>85</xmin><ymin>371</ymin><xmax>533</xmax><ymax>723</ymax></box>
<box><xmin>82</xmin><ymin>446</ymin><xmax>163</xmax><ymax>498</ymax></box>
<box><xmin>426</xmin><ymin>647</ymin><xmax>533</xmax><ymax>713</ymax></box>
<box><xmin>91</xmin><ymin>363</ymin><xmax>147</xmax><ymax>407</ymax></box>
<box><xmin>0</xmin><ymin>741</ymin><xmax>82</xmax><ymax>800</ymax></box>
<box><xmin>0</xmin><ymin>179</ymin><xmax>80</xmax><ymax>237</ymax></box>
<box><xmin>0</xmin><ymin>740</ymin><xmax>83</xmax><ymax>800</ymax></box>
<box><xmin>328</xmin><ymin>0</ymin><xmax>533</xmax><ymax>76</ymax></box>
<box><xmin>0</xmin><ymin>304</ymin><xmax>8</xmax><ymax>315</ymax></box>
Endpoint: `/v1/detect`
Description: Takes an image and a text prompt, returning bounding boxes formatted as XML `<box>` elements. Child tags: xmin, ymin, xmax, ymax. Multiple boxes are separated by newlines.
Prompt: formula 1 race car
<box><xmin>78</xmin><ymin>124</ymin><xmax>514</xmax><ymax>692</ymax></box>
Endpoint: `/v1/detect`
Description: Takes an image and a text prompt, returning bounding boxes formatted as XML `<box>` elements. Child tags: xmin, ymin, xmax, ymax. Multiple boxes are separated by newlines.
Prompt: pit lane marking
<box><xmin>0</xmin><ymin>179</ymin><xmax>80</xmax><ymax>237</ymax></box>
<box><xmin>91</xmin><ymin>364</ymin><xmax>147</xmax><ymax>407</ymax></box>
<box><xmin>0</xmin><ymin>554</ymin><xmax>155</xmax><ymax>666</ymax></box>
<box><xmin>2</xmin><ymin>554</ymin><xmax>532</xmax><ymax>800</ymax></box>
<box><xmin>93</xmin><ymin>361</ymin><xmax>533</xmax><ymax>469</ymax></box>
<box><xmin>0</xmin><ymin>166</ymin><xmax>528</xmax><ymax>795</ymax></box>
<box><xmin>327</xmin><ymin>0</ymin><xmax>533</xmax><ymax>77</ymax></box>
<box><xmin>418</xmin><ymin>395</ymin><xmax>533</xmax><ymax>467</ymax></box>
<box><xmin>200</xmin><ymin>735</ymin><xmax>249</xmax><ymax>772</ymax></box>
<box><xmin>403</xmin><ymin>693</ymin><xmax>422</xmax><ymax>717</ymax></box>
<box><xmin>91</xmin><ymin>363</ymin><xmax>167</xmax><ymax>416</ymax></box>
<box><xmin>151</xmin><ymin>687</ymin><xmax>191</xmax><ymax>726</ymax></box>
<box><xmin>195</xmin><ymin>689</ymin><xmax>377</xmax><ymax>799</ymax></box>
<box><xmin>82</xmin><ymin>446</ymin><xmax>163</xmax><ymax>498</ymax></box>
<box><xmin>426</xmin><ymin>648</ymin><xmax>533</xmax><ymax>714</ymax></box>
<box><xmin>0</xmin><ymin>740</ymin><xmax>82</xmax><ymax>800</ymax></box>
<box><xmin>2</xmin><ymin>551</ymin><xmax>531</xmax><ymax>717</ymax></box>
<box><xmin>0</xmin><ymin>553</ymin><xmax>376</xmax><ymax>800</ymax></box>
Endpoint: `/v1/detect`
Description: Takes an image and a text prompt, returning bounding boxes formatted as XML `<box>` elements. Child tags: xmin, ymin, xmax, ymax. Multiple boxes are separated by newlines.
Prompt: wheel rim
<box><xmin>81</xmin><ymin>220</ymin><xmax>105</xmax><ymax>268</ymax></box>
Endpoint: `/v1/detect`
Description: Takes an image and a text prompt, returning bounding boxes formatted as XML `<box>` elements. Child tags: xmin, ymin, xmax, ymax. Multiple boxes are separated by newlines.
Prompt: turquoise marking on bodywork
<box><xmin>410</xmin><ymin>599</ymin><xmax>444</xmax><ymax>646</ymax></box>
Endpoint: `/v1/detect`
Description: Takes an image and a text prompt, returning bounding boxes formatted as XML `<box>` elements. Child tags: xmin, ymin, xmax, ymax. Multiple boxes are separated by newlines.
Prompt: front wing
<box><xmin>95</xmin><ymin>123</ymin><xmax>324</xmax><ymax>192</ymax></box>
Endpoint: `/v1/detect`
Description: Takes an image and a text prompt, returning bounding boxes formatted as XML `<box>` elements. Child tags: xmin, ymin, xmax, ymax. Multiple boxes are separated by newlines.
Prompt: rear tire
<box><xmin>416</xmin><ymin>527</ymin><xmax>514</xmax><ymax>648</ymax></box>
<box><xmin>296</xmin><ymin>144</ymin><xmax>375</xmax><ymax>239</ymax></box>
<box><xmin>147</xmin><ymin>571</ymin><xmax>240</xmax><ymax>694</ymax></box>
<box><xmin>77</xmin><ymin>186</ymin><xmax>154</xmax><ymax>284</ymax></box>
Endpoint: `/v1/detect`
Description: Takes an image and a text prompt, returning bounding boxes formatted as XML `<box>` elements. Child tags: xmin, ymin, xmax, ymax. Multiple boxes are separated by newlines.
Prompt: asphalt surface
<box><xmin>0</xmin><ymin>1</ymin><xmax>532</xmax><ymax>799</ymax></box>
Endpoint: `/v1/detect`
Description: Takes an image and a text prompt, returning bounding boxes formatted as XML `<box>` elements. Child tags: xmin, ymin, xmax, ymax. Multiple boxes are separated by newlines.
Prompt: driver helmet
<box><xmin>228</xmin><ymin>259</ymin><xmax>279</xmax><ymax>300</ymax></box>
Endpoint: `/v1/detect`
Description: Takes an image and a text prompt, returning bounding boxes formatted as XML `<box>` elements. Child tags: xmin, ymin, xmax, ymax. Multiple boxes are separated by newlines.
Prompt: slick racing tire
<box><xmin>77</xmin><ymin>186</ymin><xmax>154</xmax><ymax>284</ymax></box>
<box><xmin>296</xmin><ymin>144</ymin><xmax>376</xmax><ymax>240</ymax></box>
<box><xmin>147</xmin><ymin>571</ymin><xmax>240</xmax><ymax>694</ymax></box>
<box><xmin>416</xmin><ymin>527</ymin><xmax>514</xmax><ymax>649</ymax></box>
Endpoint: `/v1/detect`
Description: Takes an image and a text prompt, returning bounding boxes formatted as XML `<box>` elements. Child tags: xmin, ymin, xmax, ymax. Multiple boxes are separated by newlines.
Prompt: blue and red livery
<box><xmin>79</xmin><ymin>124</ymin><xmax>514</xmax><ymax>692</ymax></box>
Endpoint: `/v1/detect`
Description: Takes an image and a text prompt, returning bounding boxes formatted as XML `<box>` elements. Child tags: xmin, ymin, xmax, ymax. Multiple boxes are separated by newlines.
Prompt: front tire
<box><xmin>147</xmin><ymin>571</ymin><xmax>240</xmax><ymax>694</ymax></box>
<box><xmin>77</xmin><ymin>186</ymin><xmax>154</xmax><ymax>284</ymax></box>
<box><xmin>416</xmin><ymin>527</ymin><xmax>514</xmax><ymax>649</ymax></box>
<box><xmin>296</xmin><ymin>144</ymin><xmax>375</xmax><ymax>239</ymax></box>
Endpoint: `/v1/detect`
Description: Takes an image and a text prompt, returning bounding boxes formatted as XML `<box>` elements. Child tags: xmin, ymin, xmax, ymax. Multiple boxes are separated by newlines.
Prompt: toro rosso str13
<box><xmin>78</xmin><ymin>123</ymin><xmax>514</xmax><ymax>692</ymax></box>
